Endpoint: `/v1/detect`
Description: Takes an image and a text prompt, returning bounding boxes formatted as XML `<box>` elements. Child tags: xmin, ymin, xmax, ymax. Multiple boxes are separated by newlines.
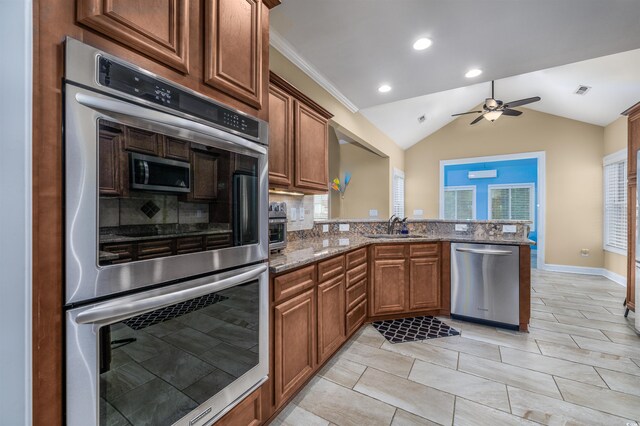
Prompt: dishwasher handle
<box><xmin>455</xmin><ymin>247</ymin><xmax>513</xmax><ymax>256</ymax></box>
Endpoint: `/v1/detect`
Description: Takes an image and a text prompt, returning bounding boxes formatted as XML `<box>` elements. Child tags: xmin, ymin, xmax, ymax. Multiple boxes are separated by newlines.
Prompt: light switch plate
<box><xmin>322</xmin><ymin>224</ymin><xmax>329</xmax><ymax>233</ymax></box>
<box><xmin>339</xmin><ymin>224</ymin><xmax>350</xmax><ymax>232</ymax></box>
<box><xmin>413</xmin><ymin>209</ymin><xmax>424</xmax><ymax>216</ymax></box>
<box><xmin>502</xmin><ymin>224</ymin><xmax>517</xmax><ymax>233</ymax></box>
<box><xmin>290</xmin><ymin>207</ymin><xmax>297</xmax><ymax>221</ymax></box>
<box><xmin>339</xmin><ymin>238</ymin><xmax>349</xmax><ymax>246</ymax></box>
<box><xmin>369</xmin><ymin>209</ymin><xmax>378</xmax><ymax>217</ymax></box>
<box><xmin>323</xmin><ymin>239</ymin><xmax>329</xmax><ymax>247</ymax></box>
<box><xmin>299</xmin><ymin>207</ymin><xmax>305</xmax><ymax>221</ymax></box>
<box><xmin>455</xmin><ymin>224</ymin><xmax>468</xmax><ymax>232</ymax></box>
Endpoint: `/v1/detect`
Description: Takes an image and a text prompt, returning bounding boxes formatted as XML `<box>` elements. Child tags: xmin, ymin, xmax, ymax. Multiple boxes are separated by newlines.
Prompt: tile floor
<box><xmin>272</xmin><ymin>270</ymin><xmax>640</xmax><ymax>426</ymax></box>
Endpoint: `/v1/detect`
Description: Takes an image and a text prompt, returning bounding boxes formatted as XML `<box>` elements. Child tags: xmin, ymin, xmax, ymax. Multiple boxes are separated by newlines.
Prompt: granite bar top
<box><xmin>269</xmin><ymin>234</ymin><xmax>534</xmax><ymax>274</ymax></box>
<box><xmin>100</xmin><ymin>229</ymin><xmax>232</xmax><ymax>244</ymax></box>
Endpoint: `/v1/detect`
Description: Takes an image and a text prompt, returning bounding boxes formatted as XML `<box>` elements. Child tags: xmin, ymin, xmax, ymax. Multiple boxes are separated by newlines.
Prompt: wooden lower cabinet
<box><xmin>317</xmin><ymin>275</ymin><xmax>346</xmax><ymax>364</ymax></box>
<box><xmin>408</xmin><ymin>257</ymin><xmax>440</xmax><ymax>310</ymax></box>
<box><xmin>216</xmin><ymin>387</ymin><xmax>262</xmax><ymax>426</ymax></box>
<box><xmin>371</xmin><ymin>258</ymin><xmax>406</xmax><ymax>315</ymax></box>
<box><xmin>273</xmin><ymin>288</ymin><xmax>316</xmax><ymax>408</ymax></box>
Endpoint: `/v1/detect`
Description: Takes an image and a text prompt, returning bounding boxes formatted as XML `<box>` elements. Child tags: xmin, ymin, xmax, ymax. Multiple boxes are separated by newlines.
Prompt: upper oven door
<box><xmin>65</xmin><ymin>83</ymin><xmax>268</xmax><ymax>304</ymax></box>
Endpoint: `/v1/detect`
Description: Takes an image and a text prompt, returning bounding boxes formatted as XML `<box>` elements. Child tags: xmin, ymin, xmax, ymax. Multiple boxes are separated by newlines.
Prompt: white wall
<box><xmin>0</xmin><ymin>0</ymin><xmax>32</xmax><ymax>424</ymax></box>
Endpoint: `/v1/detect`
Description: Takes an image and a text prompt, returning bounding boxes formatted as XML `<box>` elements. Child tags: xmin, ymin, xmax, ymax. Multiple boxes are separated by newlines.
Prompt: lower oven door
<box><xmin>66</xmin><ymin>263</ymin><xmax>268</xmax><ymax>426</ymax></box>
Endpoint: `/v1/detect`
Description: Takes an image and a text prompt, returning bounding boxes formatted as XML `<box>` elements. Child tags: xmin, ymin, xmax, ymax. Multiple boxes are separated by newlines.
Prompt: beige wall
<box><xmin>405</xmin><ymin>108</ymin><xmax>605</xmax><ymax>268</ymax></box>
<box><xmin>603</xmin><ymin>116</ymin><xmax>628</xmax><ymax>277</ymax></box>
<box><xmin>337</xmin><ymin>143</ymin><xmax>390</xmax><ymax>218</ymax></box>
<box><xmin>270</xmin><ymin>47</ymin><xmax>404</xmax><ymax>214</ymax></box>
<box><xmin>328</xmin><ymin>127</ymin><xmax>342</xmax><ymax>218</ymax></box>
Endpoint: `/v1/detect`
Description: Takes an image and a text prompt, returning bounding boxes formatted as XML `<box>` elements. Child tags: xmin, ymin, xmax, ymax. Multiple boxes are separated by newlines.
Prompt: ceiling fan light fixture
<box><xmin>413</xmin><ymin>38</ymin><xmax>432</xmax><ymax>50</ymax></box>
<box><xmin>484</xmin><ymin>110</ymin><xmax>503</xmax><ymax>122</ymax></box>
<box><xmin>465</xmin><ymin>69</ymin><xmax>482</xmax><ymax>78</ymax></box>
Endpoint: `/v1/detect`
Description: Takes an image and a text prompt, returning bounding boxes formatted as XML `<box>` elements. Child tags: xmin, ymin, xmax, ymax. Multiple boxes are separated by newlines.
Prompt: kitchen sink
<box><xmin>363</xmin><ymin>233</ymin><xmax>424</xmax><ymax>239</ymax></box>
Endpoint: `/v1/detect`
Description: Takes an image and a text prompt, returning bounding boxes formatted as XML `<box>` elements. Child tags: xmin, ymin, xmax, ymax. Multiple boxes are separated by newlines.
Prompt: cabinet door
<box><xmin>77</xmin><ymin>0</ymin><xmax>190</xmax><ymax>73</ymax></box>
<box><xmin>371</xmin><ymin>259</ymin><xmax>406</xmax><ymax>316</ymax></box>
<box><xmin>98</xmin><ymin>131</ymin><xmax>121</xmax><ymax>196</ymax></box>
<box><xmin>216</xmin><ymin>386</ymin><xmax>262</xmax><ymax>426</ymax></box>
<box><xmin>123</xmin><ymin>127</ymin><xmax>162</xmax><ymax>155</ymax></box>
<box><xmin>294</xmin><ymin>101</ymin><xmax>328</xmax><ymax>192</ymax></box>
<box><xmin>191</xmin><ymin>151</ymin><xmax>218</xmax><ymax>200</ymax></box>
<box><xmin>268</xmin><ymin>84</ymin><xmax>293</xmax><ymax>187</ymax></box>
<box><xmin>408</xmin><ymin>257</ymin><xmax>440</xmax><ymax>311</ymax></box>
<box><xmin>317</xmin><ymin>276</ymin><xmax>346</xmax><ymax>364</ymax></box>
<box><xmin>274</xmin><ymin>288</ymin><xmax>316</xmax><ymax>408</ymax></box>
<box><xmin>205</xmin><ymin>0</ymin><xmax>263</xmax><ymax>108</ymax></box>
<box><xmin>164</xmin><ymin>137</ymin><xmax>190</xmax><ymax>161</ymax></box>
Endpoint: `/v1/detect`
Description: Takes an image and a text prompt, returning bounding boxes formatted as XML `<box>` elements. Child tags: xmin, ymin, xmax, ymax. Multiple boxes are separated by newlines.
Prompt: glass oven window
<box><xmin>269</xmin><ymin>222</ymin><xmax>285</xmax><ymax>244</ymax></box>
<box><xmin>97</xmin><ymin>119</ymin><xmax>259</xmax><ymax>266</ymax></box>
<box><xmin>98</xmin><ymin>280</ymin><xmax>259</xmax><ymax>425</ymax></box>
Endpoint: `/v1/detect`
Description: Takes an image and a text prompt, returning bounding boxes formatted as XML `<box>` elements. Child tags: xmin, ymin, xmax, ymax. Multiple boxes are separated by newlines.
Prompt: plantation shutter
<box><xmin>393</xmin><ymin>169</ymin><xmax>405</xmax><ymax>217</ymax></box>
<box><xmin>604</xmin><ymin>157</ymin><xmax>627</xmax><ymax>251</ymax></box>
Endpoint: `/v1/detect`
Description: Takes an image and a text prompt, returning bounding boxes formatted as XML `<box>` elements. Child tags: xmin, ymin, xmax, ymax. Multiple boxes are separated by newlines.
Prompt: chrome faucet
<box><xmin>387</xmin><ymin>215</ymin><xmax>401</xmax><ymax>234</ymax></box>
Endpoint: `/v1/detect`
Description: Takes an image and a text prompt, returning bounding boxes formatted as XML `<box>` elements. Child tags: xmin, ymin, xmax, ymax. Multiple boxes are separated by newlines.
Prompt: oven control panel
<box><xmin>97</xmin><ymin>56</ymin><xmax>260</xmax><ymax>140</ymax></box>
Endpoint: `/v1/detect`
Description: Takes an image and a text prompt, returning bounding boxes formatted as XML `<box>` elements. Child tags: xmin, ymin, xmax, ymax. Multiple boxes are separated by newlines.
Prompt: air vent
<box><xmin>418</xmin><ymin>114</ymin><xmax>426</xmax><ymax>123</ymax></box>
<box><xmin>575</xmin><ymin>85</ymin><xmax>591</xmax><ymax>95</ymax></box>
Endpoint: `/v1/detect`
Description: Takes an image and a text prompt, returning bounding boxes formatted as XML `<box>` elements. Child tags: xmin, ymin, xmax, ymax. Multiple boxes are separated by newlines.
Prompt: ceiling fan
<box><xmin>452</xmin><ymin>81</ymin><xmax>541</xmax><ymax>125</ymax></box>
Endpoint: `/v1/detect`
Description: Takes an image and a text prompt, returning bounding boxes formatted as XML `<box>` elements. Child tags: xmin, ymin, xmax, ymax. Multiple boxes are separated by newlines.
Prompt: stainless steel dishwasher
<box><xmin>451</xmin><ymin>242</ymin><xmax>519</xmax><ymax>329</ymax></box>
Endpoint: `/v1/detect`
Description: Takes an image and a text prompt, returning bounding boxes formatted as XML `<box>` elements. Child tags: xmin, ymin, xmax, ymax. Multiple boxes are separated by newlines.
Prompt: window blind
<box><xmin>488</xmin><ymin>184</ymin><xmax>535</xmax><ymax>230</ymax></box>
<box><xmin>604</xmin><ymin>156</ymin><xmax>627</xmax><ymax>252</ymax></box>
<box><xmin>443</xmin><ymin>187</ymin><xmax>475</xmax><ymax>220</ymax></box>
<box><xmin>393</xmin><ymin>169</ymin><xmax>405</xmax><ymax>217</ymax></box>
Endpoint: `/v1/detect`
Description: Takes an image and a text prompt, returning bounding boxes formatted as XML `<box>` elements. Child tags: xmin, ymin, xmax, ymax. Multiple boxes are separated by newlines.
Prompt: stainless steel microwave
<box><xmin>130</xmin><ymin>152</ymin><xmax>190</xmax><ymax>193</ymax></box>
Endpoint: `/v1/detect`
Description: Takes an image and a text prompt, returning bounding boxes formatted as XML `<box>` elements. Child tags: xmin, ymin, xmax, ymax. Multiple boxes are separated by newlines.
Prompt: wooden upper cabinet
<box><xmin>98</xmin><ymin>129</ymin><xmax>121</xmax><ymax>196</ymax></box>
<box><xmin>77</xmin><ymin>0</ymin><xmax>190</xmax><ymax>72</ymax></box>
<box><xmin>408</xmin><ymin>257</ymin><xmax>440</xmax><ymax>311</ymax></box>
<box><xmin>191</xmin><ymin>151</ymin><xmax>219</xmax><ymax>200</ymax></box>
<box><xmin>268</xmin><ymin>84</ymin><xmax>293</xmax><ymax>187</ymax></box>
<box><xmin>205</xmin><ymin>0</ymin><xmax>263</xmax><ymax>108</ymax></box>
<box><xmin>295</xmin><ymin>101</ymin><xmax>329</xmax><ymax>191</ymax></box>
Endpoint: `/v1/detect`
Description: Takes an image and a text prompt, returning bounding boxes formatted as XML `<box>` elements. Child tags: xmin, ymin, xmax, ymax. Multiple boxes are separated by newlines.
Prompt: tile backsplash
<box><xmin>269</xmin><ymin>194</ymin><xmax>314</xmax><ymax>231</ymax></box>
<box><xmin>99</xmin><ymin>192</ymin><xmax>210</xmax><ymax>227</ymax></box>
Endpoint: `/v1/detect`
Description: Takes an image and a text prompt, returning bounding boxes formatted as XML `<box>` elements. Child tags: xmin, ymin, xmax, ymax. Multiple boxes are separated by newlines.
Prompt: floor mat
<box><xmin>372</xmin><ymin>316</ymin><xmax>460</xmax><ymax>344</ymax></box>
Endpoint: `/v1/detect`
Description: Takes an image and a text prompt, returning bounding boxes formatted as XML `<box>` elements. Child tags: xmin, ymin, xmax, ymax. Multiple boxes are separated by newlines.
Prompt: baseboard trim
<box><xmin>541</xmin><ymin>263</ymin><xmax>626</xmax><ymax>287</ymax></box>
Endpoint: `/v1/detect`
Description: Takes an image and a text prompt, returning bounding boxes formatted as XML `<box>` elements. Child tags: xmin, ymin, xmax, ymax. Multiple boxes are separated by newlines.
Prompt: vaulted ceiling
<box><xmin>270</xmin><ymin>0</ymin><xmax>640</xmax><ymax>149</ymax></box>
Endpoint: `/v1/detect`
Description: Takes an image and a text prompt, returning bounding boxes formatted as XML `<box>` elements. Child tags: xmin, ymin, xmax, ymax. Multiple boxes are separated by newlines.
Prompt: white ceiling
<box><xmin>270</xmin><ymin>0</ymin><xmax>640</xmax><ymax>149</ymax></box>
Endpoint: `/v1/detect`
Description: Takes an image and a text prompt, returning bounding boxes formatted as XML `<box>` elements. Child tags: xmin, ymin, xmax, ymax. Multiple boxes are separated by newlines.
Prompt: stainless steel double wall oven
<box><xmin>64</xmin><ymin>38</ymin><xmax>269</xmax><ymax>426</ymax></box>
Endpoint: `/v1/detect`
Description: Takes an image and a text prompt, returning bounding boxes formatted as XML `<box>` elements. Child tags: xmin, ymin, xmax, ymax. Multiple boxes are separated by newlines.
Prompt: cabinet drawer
<box><xmin>410</xmin><ymin>243</ymin><xmax>439</xmax><ymax>258</ymax></box>
<box><xmin>274</xmin><ymin>265</ymin><xmax>316</xmax><ymax>303</ymax></box>
<box><xmin>317</xmin><ymin>255</ymin><xmax>344</xmax><ymax>282</ymax></box>
<box><xmin>347</xmin><ymin>299</ymin><xmax>367</xmax><ymax>335</ymax></box>
<box><xmin>164</xmin><ymin>137</ymin><xmax>190</xmax><ymax>161</ymax></box>
<box><xmin>206</xmin><ymin>233</ymin><xmax>232</xmax><ymax>250</ymax></box>
<box><xmin>346</xmin><ymin>247</ymin><xmax>367</xmax><ymax>269</ymax></box>
<box><xmin>346</xmin><ymin>279</ymin><xmax>366</xmax><ymax>311</ymax></box>
<box><xmin>137</xmin><ymin>239</ymin><xmax>174</xmax><ymax>260</ymax></box>
<box><xmin>123</xmin><ymin>126</ymin><xmax>161</xmax><ymax>155</ymax></box>
<box><xmin>373</xmin><ymin>244</ymin><xmax>406</xmax><ymax>259</ymax></box>
<box><xmin>346</xmin><ymin>262</ymin><xmax>367</xmax><ymax>288</ymax></box>
<box><xmin>176</xmin><ymin>236</ymin><xmax>204</xmax><ymax>254</ymax></box>
<box><xmin>101</xmin><ymin>243</ymin><xmax>134</xmax><ymax>265</ymax></box>
<box><xmin>216</xmin><ymin>387</ymin><xmax>262</xmax><ymax>426</ymax></box>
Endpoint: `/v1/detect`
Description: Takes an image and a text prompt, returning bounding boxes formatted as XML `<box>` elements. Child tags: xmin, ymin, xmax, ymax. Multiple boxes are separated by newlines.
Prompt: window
<box><xmin>488</xmin><ymin>184</ymin><xmax>535</xmax><ymax>230</ymax></box>
<box><xmin>313</xmin><ymin>194</ymin><xmax>329</xmax><ymax>220</ymax></box>
<box><xmin>443</xmin><ymin>186</ymin><xmax>476</xmax><ymax>220</ymax></box>
<box><xmin>392</xmin><ymin>168</ymin><xmax>405</xmax><ymax>217</ymax></box>
<box><xmin>603</xmin><ymin>150</ymin><xmax>627</xmax><ymax>253</ymax></box>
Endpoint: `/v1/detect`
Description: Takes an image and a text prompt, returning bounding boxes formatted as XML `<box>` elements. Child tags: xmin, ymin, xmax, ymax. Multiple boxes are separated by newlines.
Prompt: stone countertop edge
<box><xmin>314</xmin><ymin>218</ymin><xmax>532</xmax><ymax>224</ymax></box>
<box><xmin>269</xmin><ymin>235</ymin><xmax>535</xmax><ymax>274</ymax></box>
<box><xmin>100</xmin><ymin>229</ymin><xmax>233</xmax><ymax>244</ymax></box>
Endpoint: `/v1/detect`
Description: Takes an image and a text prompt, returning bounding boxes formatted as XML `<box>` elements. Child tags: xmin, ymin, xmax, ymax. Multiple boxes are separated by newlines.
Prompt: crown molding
<box><xmin>270</xmin><ymin>29</ymin><xmax>359</xmax><ymax>113</ymax></box>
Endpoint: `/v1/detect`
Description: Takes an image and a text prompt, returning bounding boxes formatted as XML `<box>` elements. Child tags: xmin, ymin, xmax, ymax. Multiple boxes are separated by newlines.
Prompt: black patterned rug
<box><xmin>372</xmin><ymin>316</ymin><xmax>460</xmax><ymax>344</ymax></box>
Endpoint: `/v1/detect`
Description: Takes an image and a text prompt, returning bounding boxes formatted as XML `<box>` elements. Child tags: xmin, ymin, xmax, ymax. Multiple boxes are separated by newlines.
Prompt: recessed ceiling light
<box><xmin>378</xmin><ymin>84</ymin><xmax>392</xmax><ymax>93</ymax></box>
<box><xmin>413</xmin><ymin>38</ymin><xmax>432</xmax><ymax>51</ymax></box>
<box><xmin>465</xmin><ymin>69</ymin><xmax>482</xmax><ymax>78</ymax></box>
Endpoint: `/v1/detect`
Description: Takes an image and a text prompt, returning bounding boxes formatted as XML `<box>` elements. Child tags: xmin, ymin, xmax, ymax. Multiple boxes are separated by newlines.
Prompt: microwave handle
<box><xmin>75</xmin><ymin>92</ymin><xmax>267</xmax><ymax>156</ymax></box>
<box><xmin>143</xmin><ymin>160</ymin><xmax>149</xmax><ymax>185</ymax></box>
<box><xmin>75</xmin><ymin>264</ymin><xmax>267</xmax><ymax>325</ymax></box>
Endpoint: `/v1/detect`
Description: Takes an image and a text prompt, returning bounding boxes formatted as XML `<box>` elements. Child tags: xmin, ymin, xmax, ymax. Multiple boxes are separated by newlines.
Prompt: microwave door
<box><xmin>233</xmin><ymin>173</ymin><xmax>258</xmax><ymax>246</ymax></box>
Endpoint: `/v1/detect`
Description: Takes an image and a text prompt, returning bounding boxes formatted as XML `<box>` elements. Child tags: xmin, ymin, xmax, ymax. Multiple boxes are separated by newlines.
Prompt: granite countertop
<box><xmin>100</xmin><ymin>229</ymin><xmax>232</xmax><ymax>244</ymax></box>
<box><xmin>269</xmin><ymin>234</ymin><xmax>534</xmax><ymax>274</ymax></box>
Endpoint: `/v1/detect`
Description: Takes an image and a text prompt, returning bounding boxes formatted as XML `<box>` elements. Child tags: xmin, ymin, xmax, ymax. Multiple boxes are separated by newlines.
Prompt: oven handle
<box><xmin>75</xmin><ymin>264</ymin><xmax>267</xmax><ymax>325</ymax></box>
<box><xmin>75</xmin><ymin>92</ymin><xmax>267</xmax><ymax>156</ymax></box>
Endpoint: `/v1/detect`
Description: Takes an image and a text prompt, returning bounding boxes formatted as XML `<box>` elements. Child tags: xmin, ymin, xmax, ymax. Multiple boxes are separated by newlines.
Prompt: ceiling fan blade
<box><xmin>503</xmin><ymin>96</ymin><xmax>541</xmax><ymax>108</ymax></box>
<box><xmin>452</xmin><ymin>111</ymin><xmax>482</xmax><ymax>117</ymax></box>
<box><xmin>470</xmin><ymin>115</ymin><xmax>485</xmax><ymax>125</ymax></box>
<box><xmin>501</xmin><ymin>108</ymin><xmax>523</xmax><ymax>116</ymax></box>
